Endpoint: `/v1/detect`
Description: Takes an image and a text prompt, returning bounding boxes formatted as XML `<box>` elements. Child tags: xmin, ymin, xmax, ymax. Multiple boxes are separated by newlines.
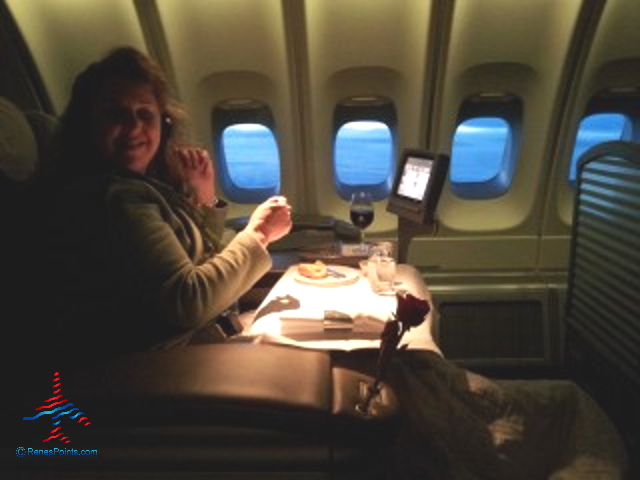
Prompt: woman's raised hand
<box><xmin>175</xmin><ymin>147</ymin><xmax>216</xmax><ymax>206</ymax></box>
<box><xmin>245</xmin><ymin>196</ymin><xmax>292</xmax><ymax>246</ymax></box>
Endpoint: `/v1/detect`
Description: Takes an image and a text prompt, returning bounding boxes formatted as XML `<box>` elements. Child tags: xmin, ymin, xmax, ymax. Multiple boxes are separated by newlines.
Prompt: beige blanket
<box><xmin>386</xmin><ymin>351</ymin><xmax>628</xmax><ymax>480</ymax></box>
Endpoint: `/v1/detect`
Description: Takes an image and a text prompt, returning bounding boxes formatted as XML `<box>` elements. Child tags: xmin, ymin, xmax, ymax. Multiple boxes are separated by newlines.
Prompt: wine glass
<box><xmin>350</xmin><ymin>191</ymin><xmax>374</xmax><ymax>253</ymax></box>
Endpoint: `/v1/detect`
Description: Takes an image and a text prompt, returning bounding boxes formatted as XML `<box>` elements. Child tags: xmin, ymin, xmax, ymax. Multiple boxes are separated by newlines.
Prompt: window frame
<box><xmin>211</xmin><ymin>99</ymin><xmax>280</xmax><ymax>203</ymax></box>
<box><xmin>451</xmin><ymin>94</ymin><xmax>523</xmax><ymax>200</ymax></box>
<box><xmin>568</xmin><ymin>90</ymin><xmax>640</xmax><ymax>186</ymax></box>
<box><xmin>332</xmin><ymin>96</ymin><xmax>397</xmax><ymax>201</ymax></box>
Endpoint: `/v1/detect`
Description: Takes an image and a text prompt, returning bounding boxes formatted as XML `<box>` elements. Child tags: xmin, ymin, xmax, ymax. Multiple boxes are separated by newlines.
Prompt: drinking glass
<box><xmin>367</xmin><ymin>242</ymin><xmax>396</xmax><ymax>295</ymax></box>
<box><xmin>350</xmin><ymin>191</ymin><xmax>374</xmax><ymax>253</ymax></box>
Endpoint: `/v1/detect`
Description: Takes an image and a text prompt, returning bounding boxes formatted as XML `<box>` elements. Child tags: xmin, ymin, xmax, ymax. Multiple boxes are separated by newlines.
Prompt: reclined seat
<box><xmin>6</xmin><ymin>343</ymin><xmax>399</xmax><ymax>479</ymax></box>
<box><xmin>0</xmin><ymin>95</ymin><xmax>58</xmax><ymax>256</ymax></box>
<box><xmin>563</xmin><ymin>140</ymin><xmax>640</xmax><ymax>476</ymax></box>
<box><xmin>1</xmin><ymin>97</ymin><xmax>59</xmax><ymax>374</ymax></box>
<box><xmin>1</xmin><ymin>96</ymin><xmax>399</xmax><ymax>478</ymax></box>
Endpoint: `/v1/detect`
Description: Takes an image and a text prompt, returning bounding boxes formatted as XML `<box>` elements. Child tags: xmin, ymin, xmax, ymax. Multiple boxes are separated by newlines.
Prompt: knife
<box><xmin>326</xmin><ymin>267</ymin><xmax>346</xmax><ymax>278</ymax></box>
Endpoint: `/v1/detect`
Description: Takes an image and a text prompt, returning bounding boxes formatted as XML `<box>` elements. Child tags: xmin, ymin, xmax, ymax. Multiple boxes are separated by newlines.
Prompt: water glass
<box><xmin>367</xmin><ymin>243</ymin><xmax>396</xmax><ymax>295</ymax></box>
<box><xmin>373</xmin><ymin>256</ymin><xmax>396</xmax><ymax>294</ymax></box>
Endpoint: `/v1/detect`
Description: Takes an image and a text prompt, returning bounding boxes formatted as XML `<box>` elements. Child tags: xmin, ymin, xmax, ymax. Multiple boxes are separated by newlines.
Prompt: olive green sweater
<box><xmin>45</xmin><ymin>172</ymin><xmax>271</xmax><ymax>366</ymax></box>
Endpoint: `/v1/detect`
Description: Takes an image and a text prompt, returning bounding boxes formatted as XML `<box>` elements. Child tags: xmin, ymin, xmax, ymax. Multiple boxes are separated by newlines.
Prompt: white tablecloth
<box><xmin>243</xmin><ymin>263</ymin><xmax>442</xmax><ymax>353</ymax></box>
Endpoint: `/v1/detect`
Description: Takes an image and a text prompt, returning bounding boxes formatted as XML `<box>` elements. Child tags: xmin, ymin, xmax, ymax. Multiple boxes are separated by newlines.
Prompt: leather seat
<box><xmin>1</xmin><ymin>97</ymin><xmax>399</xmax><ymax>478</ymax></box>
<box><xmin>0</xmin><ymin>98</ymin><xmax>36</xmax><ymax>181</ymax></box>
<box><xmin>6</xmin><ymin>343</ymin><xmax>399</xmax><ymax>479</ymax></box>
<box><xmin>1</xmin><ymin>97</ymin><xmax>59</xmax><ymax>377</ymax></box>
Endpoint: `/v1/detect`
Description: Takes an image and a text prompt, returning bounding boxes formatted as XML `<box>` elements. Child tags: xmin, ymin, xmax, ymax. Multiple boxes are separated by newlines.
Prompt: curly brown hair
<box><xmin>52</xmin><ymin>46</ymin><xmax>188</xmax><ymax>189</ymax></box>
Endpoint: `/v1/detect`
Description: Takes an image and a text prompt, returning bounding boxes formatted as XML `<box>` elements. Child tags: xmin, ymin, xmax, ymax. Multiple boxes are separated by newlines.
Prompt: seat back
<box><xmin>0</xmin><ymin>95</ymin><xmax>58</xmax><ymax>236</ymax></box>
<box><xmin>0</xmin><ymin>97</ymin><xmax>40</xmax><ymax>183</ymax></box>
<box><xmin>0</xmin><ymin>97</ymin><xmax>59</xmax><ymax>374</ymax></box>
<box><xmin>564</xmin><ymin>140</ymin><xmax>640</xmax><ymax>472</ymax></box>
<box><xmin>5</xmin><ymin>343</ymin><xmax>399</xmax><ymax>479</ymax></box>
<box><xmin>0</xmin><ymin>95</ymin><xmax>58</xmax><ymax>191</ymax></box>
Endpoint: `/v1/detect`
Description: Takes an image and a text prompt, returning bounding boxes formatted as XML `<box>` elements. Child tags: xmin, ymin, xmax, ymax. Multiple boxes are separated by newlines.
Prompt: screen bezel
<box><xmin>386</xmin><ymin>148</ymin><xmax>450</xmax><ymax>224</ymax></box>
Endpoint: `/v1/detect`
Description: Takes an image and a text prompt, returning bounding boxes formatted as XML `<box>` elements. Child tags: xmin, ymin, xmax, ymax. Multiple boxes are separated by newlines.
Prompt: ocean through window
<box><xmin>450</xmin><ymin>117</ymin><xmax>514</xmax><ymax>199</ymax></box>
<box><xmin>221</xmin><ymin>123</ymin><xmax>280</xmax><ymax>190</ymax></box>
<box><xmin>568</xmin><ymin>113</ymin><xmax>629</xmax><ymax>184</ymax></box>
<box><xmin>334</xmin><ymin>120</ymin><xmax>393</xmax><ymax>200</ymax></box>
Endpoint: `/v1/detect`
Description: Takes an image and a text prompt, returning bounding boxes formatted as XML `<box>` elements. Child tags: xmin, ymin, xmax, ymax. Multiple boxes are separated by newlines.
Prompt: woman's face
<box><xmin>92</xmin><ymin>79</ymin><xmax>163</xmax><ymax>174</ymax></box>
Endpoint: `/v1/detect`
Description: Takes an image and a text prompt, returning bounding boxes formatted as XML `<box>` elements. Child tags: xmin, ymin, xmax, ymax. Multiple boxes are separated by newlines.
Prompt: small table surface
<box><xmin>242</xmin><ymin>263</ymin><xmax>442</xmax><ymax>354</ymax></box>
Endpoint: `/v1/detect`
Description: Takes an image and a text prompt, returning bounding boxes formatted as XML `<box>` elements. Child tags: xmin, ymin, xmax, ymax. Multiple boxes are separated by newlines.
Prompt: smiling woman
<box><xmin>91</xmin><ymin>80</ymin><xmax>163</xmax><ymax>175</ymax></box>
<box><xmin>37</xmin><ymin>46</ymin><xmax>292</xmax><ymax>368</ymax></box>
<box><xmin>48</xmin><ymin>47</ymin><xmax>186</xmax><ymax>184</ymax></box>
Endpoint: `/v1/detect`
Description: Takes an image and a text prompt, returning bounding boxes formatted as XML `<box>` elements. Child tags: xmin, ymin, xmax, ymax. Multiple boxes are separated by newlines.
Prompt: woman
<box><xmin>42</xmin><ymin>47</ymin><xmax>291</xmax><ymax>367</ymax></box>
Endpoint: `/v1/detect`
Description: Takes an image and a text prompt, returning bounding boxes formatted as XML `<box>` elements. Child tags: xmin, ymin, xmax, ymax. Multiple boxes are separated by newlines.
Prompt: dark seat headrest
<box><xmin>0</xmin><ymin>97</ymin><xmax>58</xmax><ymax>184</ymax></box>
<box><xmin>0</xmin><ymin>97</ymin><xmax>38</xmax><ymax>182</ymax></box>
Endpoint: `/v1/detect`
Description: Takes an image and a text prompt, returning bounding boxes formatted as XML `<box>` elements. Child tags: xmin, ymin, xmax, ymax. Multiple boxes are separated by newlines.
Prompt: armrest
<box><xmin>9</xmin><ymin>343</ymin><xmax>399</xmax><ymax>476</ymax></box>
<box><xmin>64</xmin><ymin>343</ymin><xmax>398</xmax><ymax>433</ymax></box>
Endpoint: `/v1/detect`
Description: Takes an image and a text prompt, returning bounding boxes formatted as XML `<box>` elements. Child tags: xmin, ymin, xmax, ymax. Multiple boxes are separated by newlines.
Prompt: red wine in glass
<box><xmin>350</xmin><ymin>191</ymin><xmax>374</xmax><ymax>249</ymax></box>
<box><xmin>350</xmin><ymin>209</ymin><xmax>374</xmax><ymax>230</ymax></box>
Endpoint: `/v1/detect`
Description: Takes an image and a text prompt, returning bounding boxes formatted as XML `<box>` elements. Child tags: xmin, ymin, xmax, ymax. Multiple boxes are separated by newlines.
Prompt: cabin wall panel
<box><xmin>537</xmin><ymin>237</ymin><xmax>572</xmax><ymax>271</ymax></box>
<box><xmin>435</xmin><ymin>0</ymin><xmax>583</xmax><ymax>235</ymax></box>
<box><xmin>154</xmin><ymin>0</ymin><xmax>301</xmax><ymax>216</ymax></box>
<box><xmin>156</xmin><ymin>0</ymin><xmax>289</xmax><ymax>94</ymax></box>
<box><xmin>406</xmin><ymin>0</ymin><xmax>595</xmax><ymax>272</ymax></box>
<box><xmin>304</xmin><ymin>0</ymin><xmax>433</xmax><ymax>232</ymax></box>
<box><xmin>407</xmin><ymin>237</ymin><xmax>538</xmax><ymax>271</ymax></box>
<box><xmin>549</xmin><ymin>0</ymin><xmax>640</xmax><ymax>233</ymax></box>
<box><xmin>428</xmin><ymin>286</ymin><xmax>557</xmax><ymax>369</ymax></box>
<box><xmin>7</xmin><ymin>0</ymin><xmax>640</xmax><ymax>279</ymax></box>
<box><xmin>6</xmin><ymin>0</ymin><xmax>146</xmax><ymax>114</ymax></box>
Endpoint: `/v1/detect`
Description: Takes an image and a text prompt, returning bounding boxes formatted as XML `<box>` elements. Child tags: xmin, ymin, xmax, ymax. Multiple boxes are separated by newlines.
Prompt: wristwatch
<box><xmin>203</xmin><ymin>197</ymin><xmax>219</xmax><ymax>208</ymax></box>
<box><xmin>201</xmin><ymin>197</ymin><xmax>226</xmax><ymax>208</ymax></box>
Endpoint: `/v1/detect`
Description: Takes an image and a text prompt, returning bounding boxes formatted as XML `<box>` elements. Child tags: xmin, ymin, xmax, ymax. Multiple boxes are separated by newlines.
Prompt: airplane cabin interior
<box><xmin>1</xmin><ymin>0</ymin><xmax>639</xmax><ymax>478</ymax></box>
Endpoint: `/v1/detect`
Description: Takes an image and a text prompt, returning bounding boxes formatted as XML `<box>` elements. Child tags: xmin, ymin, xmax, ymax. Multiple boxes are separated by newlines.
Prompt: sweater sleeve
<box><xmin>200</xmin><ymin>200</ymin><xmax>237</xmax><ymax>247</ymax></box>
<box><xmin>200</xmin><ymin>200</ymin><xmax>227</xmax><ymax>238</ymax></box>
<box><xmin>105</xmin><ymin>179</ymin><xmax>272</xmax><ymax>332</ymax></box>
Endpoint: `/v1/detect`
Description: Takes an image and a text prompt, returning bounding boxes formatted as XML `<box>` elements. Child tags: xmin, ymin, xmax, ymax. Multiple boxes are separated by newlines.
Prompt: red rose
<box><xmin>358</xmin><ymin>293</ymin><xmax>431</xmax><ymax>416</ymax></box>
<box><xmin>380</xmin><ymin>319</ymin><xmax>402</xmax><ymax>352</ymax></box>
<box><xmin>395</xmin><ymin>292</ymin><xmax>430</xmax><ymax>332</ymax></box>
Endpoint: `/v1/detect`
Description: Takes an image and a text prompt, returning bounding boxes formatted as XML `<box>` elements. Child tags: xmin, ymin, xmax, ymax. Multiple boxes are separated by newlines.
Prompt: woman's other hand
<box><xmin>175</xmin><ymin>147</ymin><xmax>217</xmax><ymax>206</ymax></box>
<box><xmin>245</xmin><ymin>196</ymin><xmax>292</xmax><ymax>246</ymax></box>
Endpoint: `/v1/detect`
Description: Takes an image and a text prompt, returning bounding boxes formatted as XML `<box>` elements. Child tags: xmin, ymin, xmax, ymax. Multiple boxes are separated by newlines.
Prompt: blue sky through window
<box><xmin>219</xmin><ymin>114</ymin><xmax>627</xmax><ymax>200</ymax></box>
<box><xmin>222</xmin><ymin>123</ymin><xmax>280</xmax><ymax>189</ymax></box>
<box><xmin>568</xmin><ymin>113</ymin><xmax>628</xmax><ymax>183</ymax></box>
<box><xmin>334</xmin><ymin>121</ymin><xmax>393</xmax><ymax>187</ymax></box>
<box><xmin>451</xmin><ymin>117</ymin><xmax>509</xmax><ymax>184</ymax></box>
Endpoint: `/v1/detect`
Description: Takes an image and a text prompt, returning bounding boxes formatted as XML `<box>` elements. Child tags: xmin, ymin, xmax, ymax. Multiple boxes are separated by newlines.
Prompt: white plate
<box><xmin>293</xmin><ymin>265</ymin><xmax>360</xmax><ymax>287</ymax></box>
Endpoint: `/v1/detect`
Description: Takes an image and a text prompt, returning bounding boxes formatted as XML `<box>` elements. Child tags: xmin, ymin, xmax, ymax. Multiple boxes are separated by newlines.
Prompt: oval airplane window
<box><xmin>450</xmin><ymin>117</ymin><xmax>513</xmax><ymax>199</ymax></box>
<box><xmin>219</xmin><ymin>123</ymin><xmax>280</xmax><ymax>202</ymax></box>
<box><xmin>334</xmin><ymin>120</ymin><xmax>393</xmax><ymax>201</ymax></box>
<box><xmin>568</xmin><ymin>113</ymin><xmax>629</xmax><ymax>184</ymax></box>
